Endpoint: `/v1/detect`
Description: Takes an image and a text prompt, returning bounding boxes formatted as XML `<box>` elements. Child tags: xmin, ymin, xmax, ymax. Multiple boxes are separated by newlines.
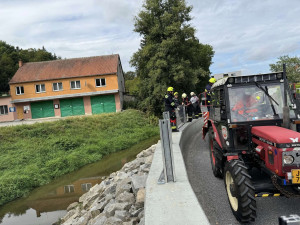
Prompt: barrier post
<box><xmin>158</xmin><ymin>118</ymin><xmax>176</xmax><ymax>184</ymax></box>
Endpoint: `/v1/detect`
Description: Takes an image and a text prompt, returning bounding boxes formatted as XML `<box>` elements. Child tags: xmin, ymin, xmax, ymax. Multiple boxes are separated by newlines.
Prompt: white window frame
<box><xmin>35</xmin><ymin>84</ymin><xmax>46</xmax><ymax>93</ymax></box>
<box><xmin>64</xmin><ymin>185</ymin><xmax>75</xmax><ymax>193</ymax></box>
<box><xmin>81</xmin><ymin>183</ymin><xmax>92</xmax><ymax>192</ymax></box>
<box><xmin>53</xmin><ymin>82</ymin><xmax>63</xmax><ymax>91</ymax></box>
<box><xmin>70</xmin><ymin>80</ymin><xmax>81</xmax><ymax>89</ymax></box>
<box><xmin>0</xmin><ymin>105</ymin><xmax>8</xmax><ymax>115</ymax></box>
<box><xmin>95</xmin><ymin>78</ymin><xmax>106</xmax><ymax>87</ymax></box>
<box><xmin>16</xmin><ymin>86</ymin><xmax>24</xmax><ymax>95</ymax></box>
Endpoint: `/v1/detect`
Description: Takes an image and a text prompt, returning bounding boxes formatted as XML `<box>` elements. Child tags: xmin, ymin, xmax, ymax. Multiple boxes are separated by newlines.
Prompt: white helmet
<box><xmin>182</xmin><ymin>93</ymin><xmax>187</xmax><ymax>98</ymax></box>
<box><xmin>190</xmin><ymin>92</ymin><xmax>195</xmax><ymax>96</ymax></box>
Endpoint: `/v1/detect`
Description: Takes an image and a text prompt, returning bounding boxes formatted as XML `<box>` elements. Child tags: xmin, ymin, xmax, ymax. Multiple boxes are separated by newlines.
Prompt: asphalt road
<box><xmin>182</xmin><ymin>120</ymin><xmax>300</xmax><ymax>225</ymax></box>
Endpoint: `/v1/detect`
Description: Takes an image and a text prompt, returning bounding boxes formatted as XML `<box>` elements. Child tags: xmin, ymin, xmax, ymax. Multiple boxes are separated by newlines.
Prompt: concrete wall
<box><xmin>0</xmin><ymin>96</ymin><xmax>17</xmax><ymax>122</ymax></box>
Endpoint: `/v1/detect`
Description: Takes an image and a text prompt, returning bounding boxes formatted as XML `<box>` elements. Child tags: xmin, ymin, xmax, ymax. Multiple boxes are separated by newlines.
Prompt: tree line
<box><xmin>0</xmin><ymin>41</ymin><xmax>60</xmax><ymax>93</ymax></box>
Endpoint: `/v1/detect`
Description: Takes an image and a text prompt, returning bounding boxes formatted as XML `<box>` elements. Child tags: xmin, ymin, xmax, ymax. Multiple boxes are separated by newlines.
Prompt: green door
<box><xmin>60</xmin><ymin>98</ymin><xmax>85</xmax><ymax>117</ymax></box>
<box><xmin>91</xmin><ymin>95</ymin><xmax>116</xmax><ymax>114</ymax></box>
<box><xmin>31</xmin><ymin>101</ymin><xmax>55</xmax><ymax>119</ymax></box>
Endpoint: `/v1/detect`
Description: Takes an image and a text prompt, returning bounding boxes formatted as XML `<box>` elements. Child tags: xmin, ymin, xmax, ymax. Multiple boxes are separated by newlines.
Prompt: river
<box><xmin>0</xmin><ymin>136</ymin><xmax>159</xmax><ymax>225</ymax></box>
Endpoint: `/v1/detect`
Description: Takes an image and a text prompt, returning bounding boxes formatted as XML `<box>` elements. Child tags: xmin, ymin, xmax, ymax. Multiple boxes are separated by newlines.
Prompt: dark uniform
<box><xmin>205</xmin><ymin>83</ymin><xmax>213</xmax><ymax>112</ymax></box>
<box><xmin>182</xmin><ymin>96</ymin><xmax>193</xmax><ymax>122</ymax></box>
<box><xmin>165</xmin><ymin>93</ymin><xmax>177</xmax><ymax>130</ymax></box>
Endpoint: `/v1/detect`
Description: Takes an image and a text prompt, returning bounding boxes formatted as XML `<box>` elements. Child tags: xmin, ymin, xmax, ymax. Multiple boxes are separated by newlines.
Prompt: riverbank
<box><xmin>57</xmin><ymin>144</ymin><xmax>157</xmax><ymax>225</ymax></box>
<box><xmin>0</xmin><ymin>110</ymin><xmax>159</xmax><ymax>207</ymax></box>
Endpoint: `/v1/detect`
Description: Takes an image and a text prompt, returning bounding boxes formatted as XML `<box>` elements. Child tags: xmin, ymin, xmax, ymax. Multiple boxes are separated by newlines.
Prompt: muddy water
<box><xmin>0</xmin><ymin>136</ymin><xmax>159</xmax><ymax>225</ymax></box>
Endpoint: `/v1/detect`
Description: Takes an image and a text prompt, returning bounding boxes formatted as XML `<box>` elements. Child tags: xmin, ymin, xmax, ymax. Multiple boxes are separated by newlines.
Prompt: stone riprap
<box><xmin>58</xmin><ymin>144</ymin><xmax>157</xmax><ymax>225</ymax></box>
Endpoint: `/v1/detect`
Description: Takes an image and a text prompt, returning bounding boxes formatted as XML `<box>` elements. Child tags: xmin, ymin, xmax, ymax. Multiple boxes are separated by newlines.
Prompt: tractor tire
<box><xmin>208</xmin><ymin>128</ymin><xmax>223</xmax><ymax>178</ymax></box>
<box><xmin>224</xmin><ymin>160</ymin><xmax>256</xmax><ymax>223</ymax></box>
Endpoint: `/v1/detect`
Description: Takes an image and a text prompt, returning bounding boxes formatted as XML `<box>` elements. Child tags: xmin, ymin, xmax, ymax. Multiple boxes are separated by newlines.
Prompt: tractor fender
<box><xmin>211</xmin><ymin>121</ymin><xmax>222</xmax><ymax>148</ymax></box>
<box><xmin>227</xmin><ymin>155</ymin><xmax>239</xmax><ymax>161</ymax></box>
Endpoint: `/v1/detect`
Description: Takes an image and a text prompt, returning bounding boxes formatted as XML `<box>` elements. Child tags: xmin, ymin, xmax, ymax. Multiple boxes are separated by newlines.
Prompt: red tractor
<box><xmin>203</xmin><ymin>68</ymin><xmax>300</xmax><ymax>223</ymax></box>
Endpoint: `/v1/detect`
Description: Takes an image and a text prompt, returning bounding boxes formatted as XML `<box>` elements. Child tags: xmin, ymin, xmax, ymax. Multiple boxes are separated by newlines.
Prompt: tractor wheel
<box><xmin>208</xmin><ymin>128</ymin><xmax>223</xmax><ymax>178</ymax></box>
<box><xmin>224</xmin><ymin>160</ymin><xmax>256</xmax><ymax>223</ymax></box>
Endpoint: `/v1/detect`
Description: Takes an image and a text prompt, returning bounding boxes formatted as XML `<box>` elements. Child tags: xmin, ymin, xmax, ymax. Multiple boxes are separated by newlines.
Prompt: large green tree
<box><xmin>130</xmin><ymin>0</ymin><xmax>214</xmax><ymax>115</ymax></box>
<box><xmin>269</xmin><ymin>55</ymin><xmax>300</xmax><ymax>83</ymax></box>
<box><xmin>0</xmin><ymin>41</ymin><xmax>60</xmax><ymax>93</ymax></box>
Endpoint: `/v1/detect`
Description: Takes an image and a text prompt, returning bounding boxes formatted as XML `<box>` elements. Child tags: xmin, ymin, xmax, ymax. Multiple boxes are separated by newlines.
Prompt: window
<box><xmin>35</xmin><ymin>84</ymin><xmax>46</xmax><ymax>93</ymax></box>
<box><xmin>64</xmin><ymin>185</ymin><xmax>75</xmax><ymax>193</ymax></box>
<box><xmin>0</xmin><ymin>105</ymin><xmax>8</xmax><ymax>115</ymax></box>
<box><xmin>16</xmin><ymin>86</ymin><xmax>24</xmax><ymax>95</ymax></box>
<box><xmin>95</xmin><ymin>78</ymin><xmax>106</xmax><ymax>87</ymax></box>
<box><xmin>70</xmin><ymin>81</ymin><xmax>81</xmax><ymax>89</ymax></box>
<box><xmin>53</xmin><ymin>82</ymin><xmax>63</xmax><ymax>91</ymax></box>
<box><xmin>81</xmin><ymin>183</ymin><xmax>92</xmax><ymax>192</ymax></box>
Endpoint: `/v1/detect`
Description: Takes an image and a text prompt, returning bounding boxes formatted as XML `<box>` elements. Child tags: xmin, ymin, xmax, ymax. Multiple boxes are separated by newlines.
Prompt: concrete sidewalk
<box><xmin>0</xmin><ymin>117</ymin><xmax>64</xmax><ymax>127</ymax></box>
<box><xmin>145</xmin><ymin>120</ymin><xmax>209</xmax><ymax>225</ymax></box>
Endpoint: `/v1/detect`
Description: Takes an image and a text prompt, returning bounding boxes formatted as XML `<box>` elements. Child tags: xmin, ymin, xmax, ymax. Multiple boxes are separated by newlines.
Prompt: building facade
<box><xmin>9</xmin><ymin>54</ymin><xmax>125</xmax><ymax>120</ymax></box>
<box><xmin>0</xmin><ymin>95</ymin><xmax>17</xmax><ymax>122</ymax></box>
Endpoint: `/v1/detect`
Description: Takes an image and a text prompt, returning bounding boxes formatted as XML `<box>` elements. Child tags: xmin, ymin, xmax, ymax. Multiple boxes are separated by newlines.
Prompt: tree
<box><xmin>130</xmin><ymin>0</ymin><xmax>214</xmax><ymax>115</ymax></box>
<box><xmin>124</xmin><ymin>71</ymin><xmax>136</xmax><ymax>81</ymax></box>
<box><xmin>0</xmin><ymin>41</ymin><xmax>60</xmax><ymax>93</ymax></box>
<box><xmin>269</xmin><ymin>55</ymin><xmax>300</xmax><ymax>83</ymax></box>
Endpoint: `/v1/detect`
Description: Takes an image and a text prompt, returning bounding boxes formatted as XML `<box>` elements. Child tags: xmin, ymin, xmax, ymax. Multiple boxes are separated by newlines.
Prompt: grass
<box><xmin>0</xmin><ymin>110</ymin><xmax>159</xmax><ymax>206</ymax></box>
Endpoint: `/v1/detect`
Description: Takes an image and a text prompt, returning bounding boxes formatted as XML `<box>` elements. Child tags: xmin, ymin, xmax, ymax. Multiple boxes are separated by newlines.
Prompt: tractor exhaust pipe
<box><xmin>282</xmin><ymin>64</ymin><xmax>290</xmax><ymax>129</ymax></box>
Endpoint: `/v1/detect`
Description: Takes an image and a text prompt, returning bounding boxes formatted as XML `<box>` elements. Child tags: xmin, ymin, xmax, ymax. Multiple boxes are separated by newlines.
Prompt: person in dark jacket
<box><xmin>205</xmin><ymin>77</ymin><xmax>217</xmax><ymax>111</ymax></box>
<box><xmin>174</xmin><ymin>92</ymin><xmax>180</xmax><ymax>107</ymax></box>
<box><xmin>165</xmin><ymin>87</ymin><xmax>177</xmax><ymax>131</ymax></box>
<box><xmin>182</xmin><ymin>93</ymin><xmax>193</xmax><ymax>122</ymax></box>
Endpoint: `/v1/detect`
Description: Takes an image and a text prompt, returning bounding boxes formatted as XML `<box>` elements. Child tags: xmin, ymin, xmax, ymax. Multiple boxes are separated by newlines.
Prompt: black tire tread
<box><xmin>208</xmin><ymin>128</ymin><xmax>223</xmax><ymax>178</ymax></box>
<box><xmin>224</xmin><ymin>160</ymin><xmax>256</xmax><ymax>223</ymax></box>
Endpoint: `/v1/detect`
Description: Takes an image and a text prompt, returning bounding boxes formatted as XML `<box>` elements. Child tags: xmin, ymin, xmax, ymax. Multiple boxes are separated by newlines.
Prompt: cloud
<box><xmin>0</xmin><ymin>0</ymin><xmax>300</xmax><ymax>75</ymax></box>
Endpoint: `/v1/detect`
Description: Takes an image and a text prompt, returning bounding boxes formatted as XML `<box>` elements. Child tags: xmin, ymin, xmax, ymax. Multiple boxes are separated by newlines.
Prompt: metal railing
<box><xmin>158</xmin><ymin>111</ymin><xmax>176</xmax><ymax>184</ymax></box>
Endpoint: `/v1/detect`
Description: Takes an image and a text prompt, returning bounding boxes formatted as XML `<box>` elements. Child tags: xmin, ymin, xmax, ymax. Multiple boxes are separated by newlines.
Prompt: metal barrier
<box><xmin>158</xmin><ymin>113</ymin><xmax>176</xmax><ymax>184</ymax></box>
<box><xmin>176</xmin><ymin>105</ymin><xmax>186</xmax><ymax>129</ymax></box>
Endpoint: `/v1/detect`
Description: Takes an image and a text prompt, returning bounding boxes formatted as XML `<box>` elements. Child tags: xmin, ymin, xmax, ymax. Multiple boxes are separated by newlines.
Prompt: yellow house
<box><xmin>9</xmin><ymin>54</ymin><xmax>125</xmax><ymax>119</ymax></box>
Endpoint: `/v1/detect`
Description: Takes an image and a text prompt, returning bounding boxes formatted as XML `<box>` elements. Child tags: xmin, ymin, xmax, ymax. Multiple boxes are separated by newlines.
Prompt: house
<box><xmin>0</xmin><ymin>94</ymin><xmax>17</xmax><ymax>122</ymax></box>
<box><xmin>9</xmin><ymin>54</ymin><xmax>125</xmax><ymax>120</ymax></box>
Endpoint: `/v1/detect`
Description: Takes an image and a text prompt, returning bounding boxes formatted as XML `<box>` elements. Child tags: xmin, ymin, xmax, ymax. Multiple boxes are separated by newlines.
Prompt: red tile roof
<box><xmin>10</xmin><ymin>54</ymin><xmax>120</xmax><ymax>84</ymax></box>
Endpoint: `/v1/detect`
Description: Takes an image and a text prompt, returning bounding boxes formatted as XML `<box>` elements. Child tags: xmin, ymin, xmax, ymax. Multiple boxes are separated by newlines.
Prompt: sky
<box><xmin>0</xmin><ymin>0</ymin><xmax>300</xmax><ymax>76</ymax></box>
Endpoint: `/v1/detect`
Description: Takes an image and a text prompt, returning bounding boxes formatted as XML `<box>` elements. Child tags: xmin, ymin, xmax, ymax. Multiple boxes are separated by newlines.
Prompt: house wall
<box><xmin>0</xmin><ymin>96</ymin><xmax>17</xmax><ymax>122</ymax></box>
<box><xmin>10</xmin><ymin>74</ymin><xmax>119</xmax><ymax>101</ymax></box>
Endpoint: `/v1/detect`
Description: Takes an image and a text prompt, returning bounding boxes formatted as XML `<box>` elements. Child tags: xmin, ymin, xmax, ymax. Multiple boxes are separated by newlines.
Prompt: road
<box><xmin>182</xmin><ymin>120</ymin><xmax>300</xmax><ymax>225</ymax></box>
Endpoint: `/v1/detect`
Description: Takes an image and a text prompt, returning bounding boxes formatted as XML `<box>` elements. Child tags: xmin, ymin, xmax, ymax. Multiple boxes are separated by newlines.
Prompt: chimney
<box><xmin>19</xmin><ymin>60</ymin><xmax>23</xmax><ymax>68</ymax></box>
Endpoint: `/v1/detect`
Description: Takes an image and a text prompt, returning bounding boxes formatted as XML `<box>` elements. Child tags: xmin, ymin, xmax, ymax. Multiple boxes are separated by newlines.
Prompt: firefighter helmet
<box><xmin>182</xmin><ymin>93</ymin><xmax>187</xmax><ymax>98</ymax></box>
<box><xmin>209</xmin><ymin>78</ymin><xmax>217</xmax><ymax>83</ymax></box>
<box><xmin>167</xmin><ymin>87</ymin><xmax>174</xmax><ymax>92</ymax></box>
<box><xmin>174</xmin><ymin>92</ymin><xmax>178</xmax><ymax>96</ymax></box>
<box><xmin>190</xmin><ymin>92</ymin><xmax>195</xmax><ymax>96</ymax></box>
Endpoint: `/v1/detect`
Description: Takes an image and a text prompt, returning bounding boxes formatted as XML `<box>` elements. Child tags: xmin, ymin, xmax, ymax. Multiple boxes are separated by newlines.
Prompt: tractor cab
<box><xmin>204</xmin><ymin>70</ymin><xmax>300</xmax><ymax>223</ymax></box>
<box><xmin>208</xmin><ymin>72</ymin><xmax>300</xmax><ymax>152</ymax></box>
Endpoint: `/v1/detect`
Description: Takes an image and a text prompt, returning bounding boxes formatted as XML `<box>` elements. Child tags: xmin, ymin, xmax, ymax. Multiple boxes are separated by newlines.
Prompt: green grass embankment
<box><xmin>0</xmin><ymin>110</ymin><xmax>159</xmax><ymax>206</ymax></box>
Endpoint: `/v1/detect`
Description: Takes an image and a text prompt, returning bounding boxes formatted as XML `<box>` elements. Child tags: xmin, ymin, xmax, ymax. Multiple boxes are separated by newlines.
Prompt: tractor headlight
<box><xmin>283</xmin><ymin>155</ymin><xmax>294</xmax><ymax>164</ymax></box>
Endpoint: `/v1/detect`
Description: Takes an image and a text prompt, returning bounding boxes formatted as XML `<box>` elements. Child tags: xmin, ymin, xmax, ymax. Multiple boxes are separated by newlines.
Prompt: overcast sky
<box><xmin>1</xmin><ymin>0</ymin><xmax>300</xmax><ymax>76</ymax></box>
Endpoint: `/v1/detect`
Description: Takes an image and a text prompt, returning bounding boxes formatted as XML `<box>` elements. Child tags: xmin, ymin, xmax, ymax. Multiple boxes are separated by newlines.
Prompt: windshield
<box><xmin>228</xmin><ymin>83</ymin><xmax>296</xmax><ymax>122</ymax></box>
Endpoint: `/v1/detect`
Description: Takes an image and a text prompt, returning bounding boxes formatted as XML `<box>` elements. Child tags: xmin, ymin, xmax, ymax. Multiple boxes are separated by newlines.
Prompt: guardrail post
<box><xmin>158</xmin><ymin>118</ymin><xmax>176</xmax><ymax>184</ymax></box>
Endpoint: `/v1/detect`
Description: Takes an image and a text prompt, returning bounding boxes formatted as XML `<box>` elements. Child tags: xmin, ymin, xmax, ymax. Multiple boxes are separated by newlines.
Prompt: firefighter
<box><xmin>165</xmin><ymin>87</ymin><xmax>177</xmax><ymax>131</ymax></box>
<box><xmin>182</xmin><ymin>93</ymin><xmax>193</xmax><ymax>122</ymax></box>
<box><xmin>190</xmin><ymin>92</ymin><xmax>201</xmax><ymax>119</ymax></box>
<box><xmin>174</xmin><ymin>92</ymin><xmax>180</xmax><ymax>107</ymax></box>
<box><xmin>205</xmin><ymin>77</ymin><xmax>217</xmax><ymax>111</ymax></box>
